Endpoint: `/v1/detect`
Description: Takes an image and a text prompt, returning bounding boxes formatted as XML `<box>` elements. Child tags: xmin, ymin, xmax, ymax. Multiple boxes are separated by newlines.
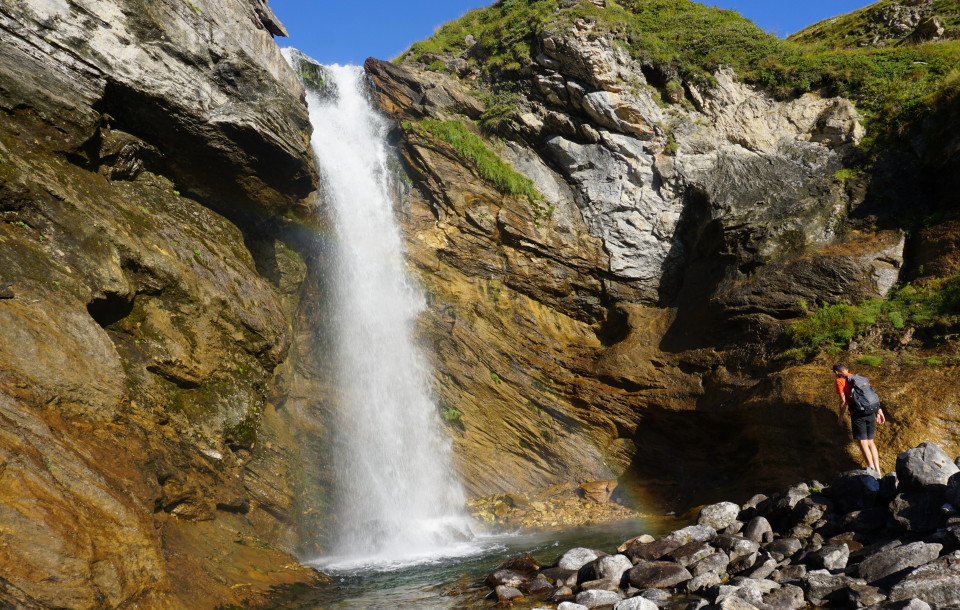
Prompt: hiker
<box><xmin>833</xmin><ymin>363</ymin><xmax>886</xmax><ymax>474</ymax></box>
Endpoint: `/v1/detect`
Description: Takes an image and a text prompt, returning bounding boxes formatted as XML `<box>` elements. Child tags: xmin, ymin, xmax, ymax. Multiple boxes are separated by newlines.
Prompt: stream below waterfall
<box><xmin>263</xmin><ymin>516</ymin><xmax>686</xmax><ymax>608</ymax></box>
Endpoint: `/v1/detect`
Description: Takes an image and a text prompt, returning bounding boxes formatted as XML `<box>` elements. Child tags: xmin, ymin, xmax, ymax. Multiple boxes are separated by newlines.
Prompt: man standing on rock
<box><xmin>833</xmin><ymin>363</ymin><xmax>886</xmax><ymax>474</ymax></box>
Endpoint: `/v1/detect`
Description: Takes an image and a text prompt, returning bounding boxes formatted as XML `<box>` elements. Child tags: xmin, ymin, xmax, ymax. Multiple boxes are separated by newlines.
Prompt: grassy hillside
<box><xmin>402</xmin><ymin>0</ymin><xmax>960</xmax><ymax>148</ymax></box>
<box><xmin>789</xmin><ymin>0</ymin><xmax>960</xmax><ymax>49</ymax></box>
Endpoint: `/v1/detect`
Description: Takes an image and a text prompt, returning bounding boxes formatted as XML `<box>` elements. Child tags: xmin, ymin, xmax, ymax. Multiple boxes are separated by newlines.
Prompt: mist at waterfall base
<box><xmin>287</xmin><ymin>54</ymin><xmax>483</xmax><ymax>571</ymax></box>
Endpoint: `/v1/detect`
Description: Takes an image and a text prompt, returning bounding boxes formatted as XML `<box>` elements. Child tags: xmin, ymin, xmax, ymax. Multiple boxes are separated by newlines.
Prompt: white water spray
<box><xmin>284</xmin><ymin>53</ymin><xmax>477</xmax><ymax>569</ymax></box>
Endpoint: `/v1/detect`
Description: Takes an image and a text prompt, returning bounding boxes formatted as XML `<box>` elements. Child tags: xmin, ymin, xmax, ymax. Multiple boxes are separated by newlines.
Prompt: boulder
<box><xmin>550</xmin><ymin>586</ymin><xmax>576</xmax><ymax>602</ymax></box>
<box><xmin>896</xmin><ymin>443</ymin><xmax>960</xmax><ymax>492</ymax></box>
<box><xmin>559</xmin><ymin>548</ymin><xmax>606</xmax><ymax>571</ymax></box>
<box><xmin>727</xmin><ymin>551</ymin><xmax>759</xmax><ymax>574</ymax></box>
<box><xmin>855</xmin><ymin>541</ymin><xmax>943</xmax><ymax>586</ymax></box>
<box><xmin>495</xmin><ymin>552</ymin><xmax>540</xmax><ymax>574</ymax></box>
<box><xmin>714</xmin><ymin>579</ymin><xmax>773</xmax><ymax>606</ymax></box>
<box><xmin>699</xmin><ymin>502</ymin><xmax>741</xmax><ymax>530</ymax></box>
<box><xmin>807</xmin><ymin>544</ymin><xmax>850</xmax><ymax>571</ymax></box>
<box><xmin>946</xmin><ymin>472</ymin><xmax>960</xmax><ymax>508</ymax></box>
<box><xmin>742</xmin><ymin>516</ymin><xmax>774</xmax><ymax>543</ymax></box>
<box><xmin>558</xmin><ymin>602</ymin><xmax>590</xmax><ymax>610</ymax></box>
<box><xmin>687</xmin><ymin>570</ymin><xmax>723</xmax><ymax>592</ymax></box>
<box><xmin>594</xmin><ymin>554</ymin><xmax>634</xmax><ymax>583</ymax></box>
<box><xmin>580</xmin><ymin>578</ymin><xmax>620</xmax><ymax>591</ymax></box>
<box><xmin>879</xmin><ymin>472</ymin><xmax>900</xmax><ymax>501</ymax></box>
<box><xmin>791</xmin><ymin>495</ymin><xmax>832</xmax><ymax>527</ymax></box>
<box><xmin>626</xmin><ymin>561</ymin><xmax>693</xmax><ymax>589</ymax></box>
<box><xmin>495</xmin><ymin>585</ymin><xmax>524</xmax><ymax>602</ymax></box>
<box><xmin>887</xmin><ymin>551</ymin><xmax>960</xmax><ymax>605</ymax></box>
<box><xmin>626</xmin><ymin>525</ymin><xmax>716</xmax><ymax>562</ymax></box>
<box><xmin>723</xmin><ymin>520</ymin><xmax>745</xmax><ymax>535</ymax></box>
<box><xmin>636</xmin><ymin>588</ymin><xmax>672</xmax><ymax>603</ymax></box>
<box><xmin>540</xmin><ymin>567</ymin><xmax>579</xmax><ymax>586</ymax></box>
<box><xmin>848</xmin><ymin>506</ymin><xmax>890</xmax><ymax>532</ymax></box>
<box><xmin>890</xmin><ymin>491</ymin><xmax>948</xmax><ymax>532</ymax></box>
<box><xmin>802</xmin><ymin>570</ymin><xmax>865</xmax><ymax>604</ymax></box>
<box><xmin>880</xmin><ymin>601</ymin><xmax>932</xmax><ymax>610</ymax></box>
<box><xmin>575</xmin><ymin>588</ymin><xmax>622</xmax><ymax>608</ymax></box>
<box><xmin>486</xmin><ymin>569</ymin><xmax>529</xmax><ymax>588</ymax></box>
<box><xmin>690</xmin><ymin>551</ymin><xmax>730</xmax><ymax>577</ymax></box>
<box><xmin>614</xmin><ymin>596</ymin><xmax>659</xmax><ymax>610</ymax></box>
<box><xmin>667</xmin><ymin>541</ymin><xmax>715</xmax><ymax>567</ymax></box>
<box><xmin>714</xmin><ymin>535</ymin><xmax>760</xmax><ymax>561</ymax></box>
<box><xmin>828</xmin><ymin>470</ymin><xmax>880</xmax><ymax>513</ymax></box>
<box><xmin>743</xmin><ymin>557</ymin><xmax>778</xmax><ymax>580</ymax></box>
<box><xmin>823</xmin><ymin>582</ymin><xmax>886</xmax><ymax>607</ymax></box>
<box><xmin>521</xmin><ymin>575</ymin><xmax>554</xmax><ymax>595</ymax></box>
<box><xmin>761</xmin><ymin>584</ymin><xmax>805</xmax><ymax>609</ymax></box>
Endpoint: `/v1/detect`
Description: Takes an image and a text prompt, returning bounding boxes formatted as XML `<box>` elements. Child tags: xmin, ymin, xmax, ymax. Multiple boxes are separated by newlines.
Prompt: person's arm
<box><xmin>876</xmin><ymin>408</ymin><xmax>886</xmax><ymax>424</ymax></box>
<box><xmin>836</xmin><ymin>378</ymin><xmax>847</xmax><ymax>424</ymax></box>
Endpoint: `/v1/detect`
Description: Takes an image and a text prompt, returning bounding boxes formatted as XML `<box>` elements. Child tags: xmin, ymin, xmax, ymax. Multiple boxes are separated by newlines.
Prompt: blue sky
<box><xmin>268</xmin><ymin>0</ymin><xmax>873</xmax><ymax>66</ymax></box>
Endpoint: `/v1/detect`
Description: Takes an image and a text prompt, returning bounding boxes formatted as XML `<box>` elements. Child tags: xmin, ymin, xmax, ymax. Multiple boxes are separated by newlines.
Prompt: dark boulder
<box><xmin>855</xmin><ymin>541</ymin><xmax>943</xmax><ymax>586</ymax></box>
<box><xmin>626</xmin><ymin>525</ymin><xmax>715</xmax><ymax>563</ymax></box>
<box><xmin>539</xmin><ymin>566</ymin><xmax>578</xmax><ymax>586</ymax></box>
<box><xmin>689</xmin><ymin>551</ymin><xmax>730</xmax><ymax>577</ymax></box>
<box><xmin>626</xmin><ymin>561</ymin><xmax>693</xmax><ymax>589</ymax></box>
<box><xmin>827</xmin><ymin>470</ymin><xmax>880</xmax><ymax>513</ymax></box>
<box><xmin>742</xmin><ymin>516</ymin><xmax>774</xmax><ymax>544</ymax></box>
<box><xmin>667</xmin><ymin>541</ymin><xmax>715</xmax><ymax>567</ymax></box>
<box><xmin>761</xmin><ymin>583</ymin><xmax>805</xmax><ymax>609</ymax></box>
<box><xmin>764</xmin><ymin>537</ymin><xmax>802</xmax><ymax>562</ymax></box>
<box><xmin>802</xmin><ymin>570</ymin><xmax>866</xmax><ymax>605</ymax></box>
<box><xmin>520</xmin><ymin>575</ymin><xmax>553</xmax><ymax>595</ymax></box>
<box><xmin>946</xmin><ymin>472</ymin><xmax>960</xmax><ymax>508</ymax></box>
<box><xmin>889</xmin><ymin>491</ymin><xmax>948</xmax><ymax>533</ymax></box>
<box><xmin>495</xmin><ymin>552</ymin><xmax>540</xmax><ymax>574</ymax></box>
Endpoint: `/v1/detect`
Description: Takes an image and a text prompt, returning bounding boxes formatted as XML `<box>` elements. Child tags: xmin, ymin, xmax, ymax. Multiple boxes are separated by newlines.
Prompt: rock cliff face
<box><xmin>0</xmin><ymin>0</ymin><xmax>325</xmax><ymax>606</ymax></box>
<box><xmin>365</xmin><ymin>5</ymin><xmax>960</xmax><ymax>514</ymax></box>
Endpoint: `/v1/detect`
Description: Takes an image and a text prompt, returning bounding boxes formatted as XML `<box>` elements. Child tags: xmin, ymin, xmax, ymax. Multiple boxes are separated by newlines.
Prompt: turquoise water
<box><xmin>268</xmin><ymin>517</ymin><xmax>686</xmax><ymax>609</ymax></box>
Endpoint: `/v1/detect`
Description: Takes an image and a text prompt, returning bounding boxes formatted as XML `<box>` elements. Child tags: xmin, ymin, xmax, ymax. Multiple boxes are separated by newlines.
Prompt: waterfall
<box><xmin>283</xmin><ymin>52</ymin><xmax>477</xmax><ymax>569</ymax></box>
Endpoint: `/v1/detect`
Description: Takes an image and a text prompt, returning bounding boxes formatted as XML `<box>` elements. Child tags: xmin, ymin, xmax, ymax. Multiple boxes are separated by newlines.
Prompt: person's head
<box><xmin>832</xmin><ymin>363</ymin><xmax>849</xmax><ymax>376</ymax></box>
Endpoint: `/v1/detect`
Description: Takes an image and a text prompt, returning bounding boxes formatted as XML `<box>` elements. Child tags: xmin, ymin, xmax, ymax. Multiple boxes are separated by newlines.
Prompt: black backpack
<box><xmin>846</xmin><ymin>374</ymin><xmax>881</xmax><ymax>414</ymax></box>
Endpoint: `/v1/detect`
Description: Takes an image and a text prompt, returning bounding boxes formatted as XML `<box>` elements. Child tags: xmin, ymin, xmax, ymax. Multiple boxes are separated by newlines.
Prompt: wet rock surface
<box><xmin>485</xmin><ymin>442</ymin><xmax>960</xmax><ymax>609</ymax></box>
<box><xmin>0</xmin><ymin>0</ymin><xmax>323</xmax><ymax>606</ymax></box>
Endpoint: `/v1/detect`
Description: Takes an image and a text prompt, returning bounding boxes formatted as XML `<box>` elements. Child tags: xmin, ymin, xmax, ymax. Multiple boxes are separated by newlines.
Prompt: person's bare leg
<box><xmin>858</xmin><ymin>439</ymin><xmax>878</xmax><ymax>472</ymax></box>
<box><xmin>867</xmin><ymin>440</ymin><xmax>881</xmax><ymax>474</ymax></box>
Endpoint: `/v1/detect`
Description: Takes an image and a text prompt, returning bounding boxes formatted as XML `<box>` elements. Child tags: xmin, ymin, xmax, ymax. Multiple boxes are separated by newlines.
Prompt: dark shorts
<box><xmin>851</xmin><ymin>413</ymin><xmax>876</xmax><ymax>440</ymax></box>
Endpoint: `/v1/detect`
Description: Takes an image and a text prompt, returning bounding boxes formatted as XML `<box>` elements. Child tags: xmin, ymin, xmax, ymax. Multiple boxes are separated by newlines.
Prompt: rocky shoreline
<box><xmin>484</xmin><ymin>442</ymin><xmax>960</xmax><ymax>609</ymax></box>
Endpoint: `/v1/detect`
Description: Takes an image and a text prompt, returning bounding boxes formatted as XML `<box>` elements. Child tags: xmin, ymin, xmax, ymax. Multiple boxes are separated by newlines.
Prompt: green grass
<box><xmin>787</xmin><ymin>274</ymin><xmax>960</xmax><ymax>353</ymax></box>
<box><xmin>401</xmin><ymin>0</ymin><xmax>960</xmax><ymax>159</ymax></box>
<box><xmin>858</xmin><ymin>355</ymin><xmax>883</xmax><ymax>367</ymax></box>
<box><xmin>789</xmin><ymin>0</ymin><xmax>960</xmax><ymax>49</ymax></box>
<box><xmin>441</xmin><ymin>406</ymin><xmax>463</xmax><ymax>422</ymax></box>
<box><xmin>407</xmin><ymin>118</ymin><xmax>550</xmax><ymax>220</ymax></box>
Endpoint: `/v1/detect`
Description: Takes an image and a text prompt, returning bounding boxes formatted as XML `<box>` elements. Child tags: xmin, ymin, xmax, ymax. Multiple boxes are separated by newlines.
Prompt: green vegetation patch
<box><xmin>407</xmin><ymin>118</ymin><xmax>549</xmax><ymax>219</ymax></box>
<box><xmin>401</xmin><ymin>0</ymin><xmax>960</xmax><ymax>156</ymax></box>
<box><xmin>787</xmin><ymin>274</ymin><xmax>960</xmax><ymax>354</ymax></box>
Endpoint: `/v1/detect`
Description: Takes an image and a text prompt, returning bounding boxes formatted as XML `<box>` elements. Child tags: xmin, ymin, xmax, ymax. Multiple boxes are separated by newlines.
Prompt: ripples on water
<box><xmin>266</xmin><ymin>517</ymin><xmax>686</xmax><ymax>609</ymax></box>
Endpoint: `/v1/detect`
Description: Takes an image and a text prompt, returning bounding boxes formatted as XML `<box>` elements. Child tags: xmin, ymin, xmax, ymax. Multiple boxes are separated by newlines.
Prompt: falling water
<box><xmin>283</xmin><ymin>52</ymin><xmax>477</xmax><ymax>569</ymax></box>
